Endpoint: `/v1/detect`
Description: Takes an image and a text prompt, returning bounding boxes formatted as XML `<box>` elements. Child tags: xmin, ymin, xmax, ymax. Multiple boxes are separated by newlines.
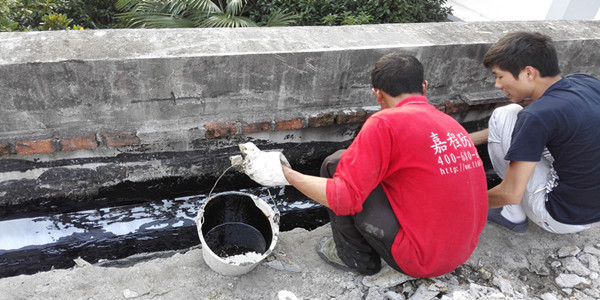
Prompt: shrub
<box><xmin>247</xmin><ymin>0</ymin><xmax>452</xmax><ymax>26</ymax></box>
<box><xmin>57</xmin><ymin>0</ymin><xmax>120</xmax><ymax>29</ymax></box>
<box><xmin>0</xmin><ymin>1</ymin><xmax>19</xmax><ymax>31</ymax></box>
<box><xmin>0</xmin><ymin>0</ymin><xmax>119</xmax><ymax>31</ymax></box>
<box><xmin>1</xmin><ymin>0</ymin><xmax>452</xmax><ymax>31</ymax></box>
<box><xmin>115</xmin><ymin>0</ymin><xmax>297</xmax><ymax>28</ymax></box>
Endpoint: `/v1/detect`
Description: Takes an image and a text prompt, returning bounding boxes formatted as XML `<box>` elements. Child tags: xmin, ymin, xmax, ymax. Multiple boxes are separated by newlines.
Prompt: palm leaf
<box><xmin>117</xmin><ymin>0</ymin><xmax>259</xmax><ymax>28</ymax></box>
<box><xmin>189</xmin><ymin>0</ymin><xmax>222</xmax><ymax>14</ymax></box>
<box><xmin>117</xmin><ymin>0</ymin><xmax>191</xmax><ymax>28</ymax></box>
<box><xmin>163</xmin><ymin>1</ymin><xmax>189</xmax><ymax>16</ymax></box>
<box><xmin>115</xmin><ymin>0</ymin><xmax>142</xmax><ymax>11</ymax></box>
<box><xmin>262</xmin><ymin>8</ymin><xmax>297</xmax><ymax>27</ymax></box>
<box><xmin>130</xmin><ymin>14</ymin><xmax>197</xmax><ymax>28</ymax></box>
<box><xmin>224</xmin><ymin>0</ymin><xmax>245</xmax><ymax>17</ymax></box>
<box><xmin>200</xmin><ymin>14</ymin><xmax>256</xmax><ymax>28</ymax></box>
<box><xmin>170</xmin><ymin>0</ymin><xmax>220</xmax><ymax>15</ymax></box>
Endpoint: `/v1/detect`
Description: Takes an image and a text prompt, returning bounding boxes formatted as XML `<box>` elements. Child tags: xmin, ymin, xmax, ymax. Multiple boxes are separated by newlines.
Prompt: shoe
<box><xmin>487</xmin><ymin>208</ymin><xmax>528</xmax><ymax>234</ymax></box>
<box><xmin>316</xmin><ymin>236</ymin><xmax>355</xmax><ymax>273</ymax></box>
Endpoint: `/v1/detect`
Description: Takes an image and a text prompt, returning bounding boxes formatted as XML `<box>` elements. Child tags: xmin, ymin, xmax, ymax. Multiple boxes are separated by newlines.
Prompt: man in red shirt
<box><xmin>243</xmin><ymin>53</ymin><xmax>488</xmax><ymax>277</ymax></box>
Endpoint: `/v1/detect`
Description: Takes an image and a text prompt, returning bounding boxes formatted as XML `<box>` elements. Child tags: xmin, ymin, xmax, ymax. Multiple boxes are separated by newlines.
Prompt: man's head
<box><xmin>483</xmin><ymin>31</ymin><xmax>560</xmax><ymax>79</ymax></box>
<box><xmin>371</xmin><ymin>53</ymin><xmax>425</xmax><ymax>97</ymax></box>
<box><xmin>484</xmin><ymin>32</ymin><xmax>562</xmax><ymax>102</ymax></box>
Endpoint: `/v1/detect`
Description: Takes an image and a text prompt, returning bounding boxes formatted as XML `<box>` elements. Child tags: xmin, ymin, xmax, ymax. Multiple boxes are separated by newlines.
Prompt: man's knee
<box><xmin>320</xmin><ymin>149</ymin><xmax>345</xmax><ymax>178</ymax></box>
<box><xmin>488</xmin><ymin>103</ymin><xmax>523</xmax><ymax>144</ymax></box>
<box><xmin>490</xmin><ymin>103</ymin><xmax>522</xmax><ymax>124</ymax></box>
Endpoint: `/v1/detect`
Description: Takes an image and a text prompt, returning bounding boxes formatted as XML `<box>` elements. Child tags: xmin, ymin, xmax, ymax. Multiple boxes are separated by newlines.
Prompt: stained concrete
<box><xmin>1</xmin><ymin>223</ymin><xmax>600</xmax><ymax>299</ymax></box>
<box><xmin>1</xmin><ymin>21</ymin><xmax>600</xmax><ymax>298</ymax></box>
<box><xmin>1</xmin><ymin>20</ymin><xmax>599</xmax><ymax>210</ymax></box>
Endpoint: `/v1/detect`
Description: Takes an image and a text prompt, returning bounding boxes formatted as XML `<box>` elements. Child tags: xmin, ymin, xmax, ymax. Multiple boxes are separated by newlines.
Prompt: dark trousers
<box><xmin>320</xmin><ymin>150</ymin><xmax>404</xmax><ymax>275</ymax></box>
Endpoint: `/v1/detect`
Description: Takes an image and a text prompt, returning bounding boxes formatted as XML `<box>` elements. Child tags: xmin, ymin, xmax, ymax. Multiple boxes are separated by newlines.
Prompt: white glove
<box><xmin>233</xmin><ymin>142</ymin><xmax>291</xmax><ymax>186</ymax></box>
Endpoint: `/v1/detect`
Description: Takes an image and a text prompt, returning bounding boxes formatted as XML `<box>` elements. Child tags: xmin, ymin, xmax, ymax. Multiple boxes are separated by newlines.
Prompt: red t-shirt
<box><xmin>326</xmin><ymin>95</ymin><xmax>488</xmax><ymax>277</ymax></box>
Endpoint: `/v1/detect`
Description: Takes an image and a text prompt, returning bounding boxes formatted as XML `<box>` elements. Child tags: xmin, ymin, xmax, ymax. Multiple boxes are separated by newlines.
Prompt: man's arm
<box><xmin>469</xmin><ymin>128</ymin><xmax>489</xmax><ymax>146</ymax></box>
<box><xmin>488</xmin><ymin>160</ymin><xmax>537</xmax><ymax>208</ymax></box>
<box><xmin>281</xmin><ymin>165</ymin><xmax>329</xmax><ymax>208</ymax></box>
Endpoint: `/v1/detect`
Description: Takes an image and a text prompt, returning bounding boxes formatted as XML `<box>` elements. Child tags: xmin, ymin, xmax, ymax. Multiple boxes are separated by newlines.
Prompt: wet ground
<box><xmin>0</xmin><ymin>186</ymin><xmax>328</xmax><ymax>278</ymax></box>
<box><xmin>0</xmin><ymin>143</ymin><xmax>498</xmax><ymax>280</ymax></box>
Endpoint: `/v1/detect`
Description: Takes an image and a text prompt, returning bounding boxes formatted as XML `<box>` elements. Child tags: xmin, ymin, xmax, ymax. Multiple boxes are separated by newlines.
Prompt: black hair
<box><xmin>371</xmin><ymin>53</ymin><xmax>424</xmax><ymax>97</ymax></box>
<box><xmin>483</xmin><ymin>31</ymin><xmax>560</xmax><ymax>79</ymax></box>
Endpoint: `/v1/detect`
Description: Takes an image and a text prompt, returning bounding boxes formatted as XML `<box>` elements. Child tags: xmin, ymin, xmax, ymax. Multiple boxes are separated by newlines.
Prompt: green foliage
<box><xmin>0</xmin><ymin>0</ymin><xmax>119</xmax><ymax>31</ymax></box>
<box><xmin>1</xmin><ymin>0</ymin><xmax>451</xmax><ymax>31</ymax></box>
<box><xmin>38</xmin><ymin>12</ymin><xmax>72</xmax><ymax>30</ymax></box>
<box><xmin>247</xmin><ymin>0</ymin><xmax>452</xmax><ymax>26</ymax></box>
<box><xmin>321</xmin><ymin>11</ymin><xmax>373</xmax><ymax>26</ymax></box>
<box><xmin>58</xmin><ymin>0</ymin><xmax>120</xmax><ymax>29</ymax></box>
<box><xmin>115</xmin><ymin>0</ymin><xmax>297</xmax><ymax>28</ymax></box>
<box><xmin>0</xmin><ymin>1</ymin><xmax>19</xmax><ymax>31</ymax></box>
<box><xmin>1</xmin><ymin>0</ymin><xmax>58</xmax><ymax>30</ymax></box>
<box><xmin>257</xmin><ymin>8</ymin><xmax>298</xmax><ymax>27</ymax></box>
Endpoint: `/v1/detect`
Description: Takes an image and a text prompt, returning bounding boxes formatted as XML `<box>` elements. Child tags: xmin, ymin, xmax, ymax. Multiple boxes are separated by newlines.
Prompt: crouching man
<box><xmin>241</xmin><ymin>53</ymin><xmax>488</xmax><ymax>277</ymax></box>
<box><xmin>470</xmin><ymin>32</ymin><xmax>600</xmax><ymax>234</ymax></box>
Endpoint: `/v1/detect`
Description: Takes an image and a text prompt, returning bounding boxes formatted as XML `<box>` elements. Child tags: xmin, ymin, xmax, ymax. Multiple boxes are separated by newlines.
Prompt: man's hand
<box><xmin>236</xmin><ymin>142</ymin><xmax>291</xmax><ymax>186</ymax></box>
<box><xmin>488</xmin><ymin>160</ymin><xmax>537</xmax><ymax>208</ymax></box>
<box><xmin>469</xmin><ymin>128</ymin><xmax>489</xmax><ymax>146</ymax></box>
<box><xmin>282</xmin><ymin>165</ymin><xmax>329</xmax><ymax>208</ymax></box>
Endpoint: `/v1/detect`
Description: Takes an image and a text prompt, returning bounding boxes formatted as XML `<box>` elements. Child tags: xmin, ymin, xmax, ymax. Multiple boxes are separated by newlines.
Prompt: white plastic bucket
<box><xmin>196</xmin><ymin>191</ymin><xmax>279</xmax><ymax>276</ymax></box>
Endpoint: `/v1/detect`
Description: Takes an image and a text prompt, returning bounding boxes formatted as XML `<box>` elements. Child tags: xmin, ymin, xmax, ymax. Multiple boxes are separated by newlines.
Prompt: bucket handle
<box><xmin>265</xmin><ymin>188</ymin><xmax>280</xmax><ymax>224</ymax></box>
<box><xmin>207</xmin><ymin>164</ymin><xmax>280</xmax><ymax>221</ymax></box>
<box><xmin>208</xmin><ymin>165</ymin><xmax>236</xmax><ymax>199</ymax></box>
<box><xmin>196</xmin><ymin>207</ymin><xmax>205</xmax><ymax>227</ymax></box>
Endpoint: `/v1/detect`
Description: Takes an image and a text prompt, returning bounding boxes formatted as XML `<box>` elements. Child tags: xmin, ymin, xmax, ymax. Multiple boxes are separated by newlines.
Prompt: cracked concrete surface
<box><xmin>1</xmin><ymin>220</ymin><xmax>599</xmax><ymax>300</ymax></box>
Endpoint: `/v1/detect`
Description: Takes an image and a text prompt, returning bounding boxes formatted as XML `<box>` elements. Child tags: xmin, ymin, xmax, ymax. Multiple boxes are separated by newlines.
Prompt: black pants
<box><xmin>320</xmin><ymin>150</ymin><xmax>404</xmax><ymax>275</ymax></box>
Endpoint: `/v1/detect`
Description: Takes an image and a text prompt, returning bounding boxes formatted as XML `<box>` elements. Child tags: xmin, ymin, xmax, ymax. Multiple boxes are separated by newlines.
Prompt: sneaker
<box><xmin>487</xmin><ymin>208</ymin><xmax>528</xmax><ymax>234</ymax></box>
<box><xmin>316</xmin><ymin>236</ymin><xmax>355</xmax><ymax>273</ymax></box>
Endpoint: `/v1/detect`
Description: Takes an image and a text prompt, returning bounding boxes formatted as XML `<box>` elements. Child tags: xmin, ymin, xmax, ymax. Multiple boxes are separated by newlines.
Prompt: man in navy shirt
<box><xmin>470</xmin><ymin>31</ymin><xmax>600</xmax><ymax>234</ymax></box>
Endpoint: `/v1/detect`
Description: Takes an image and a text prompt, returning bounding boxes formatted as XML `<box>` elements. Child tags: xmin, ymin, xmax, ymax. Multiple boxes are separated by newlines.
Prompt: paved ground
<box><xmin>1</xmin><ymin>221</ymin><xmax>600</xmax><ymax>300</ymax></box>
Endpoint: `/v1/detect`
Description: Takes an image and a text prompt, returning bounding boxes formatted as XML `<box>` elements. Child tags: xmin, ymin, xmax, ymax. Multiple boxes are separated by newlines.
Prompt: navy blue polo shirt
<box><xmin>506</xmin><ymin>73</ymin><xmax>600</xmax><ymax>225</ymax></box>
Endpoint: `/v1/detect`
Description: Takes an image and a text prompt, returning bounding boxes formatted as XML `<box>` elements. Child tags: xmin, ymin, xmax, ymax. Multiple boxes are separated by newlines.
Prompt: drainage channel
<box><xmin>0</xmin><ymin>169</ymin><xmax>500</xmax><ymax>279</ymax></box>
<box><xmin>0</xmin><ymin>186</ymin><xmax>328</xmax><ymax>279</ymax></box>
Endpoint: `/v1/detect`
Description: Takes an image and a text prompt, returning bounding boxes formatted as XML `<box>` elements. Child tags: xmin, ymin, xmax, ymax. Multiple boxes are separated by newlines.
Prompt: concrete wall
<box><xmin>1</xmin><ymin>20</ymin><xmax>599</xmax><ymax>211</ymax></box>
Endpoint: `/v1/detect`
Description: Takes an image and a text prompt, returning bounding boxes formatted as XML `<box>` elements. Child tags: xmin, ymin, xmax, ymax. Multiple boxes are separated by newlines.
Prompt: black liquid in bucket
<box><xmin>205</xmin><ymin>222</ymin><xmax>266</xmax><ymax>257</ymax></box>
<box><xmin>201</xmin><ymin>193</ymin><xmax>273</xmax><ymax>259</ymax></box>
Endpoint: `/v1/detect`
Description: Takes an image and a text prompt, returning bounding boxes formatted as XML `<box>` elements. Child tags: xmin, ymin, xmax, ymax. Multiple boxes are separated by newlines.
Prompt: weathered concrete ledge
<box><xmin>1</xmin><ymin>20</ymin><xmax>599</xmax><ymax>212</ymax></box>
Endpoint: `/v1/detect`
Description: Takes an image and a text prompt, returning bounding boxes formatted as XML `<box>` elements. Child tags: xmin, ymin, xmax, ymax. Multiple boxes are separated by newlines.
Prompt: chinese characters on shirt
<box><xmin>430</xmin><ymin>132</ymin><xmax>481</xmax><ymax>175</ymax></box>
